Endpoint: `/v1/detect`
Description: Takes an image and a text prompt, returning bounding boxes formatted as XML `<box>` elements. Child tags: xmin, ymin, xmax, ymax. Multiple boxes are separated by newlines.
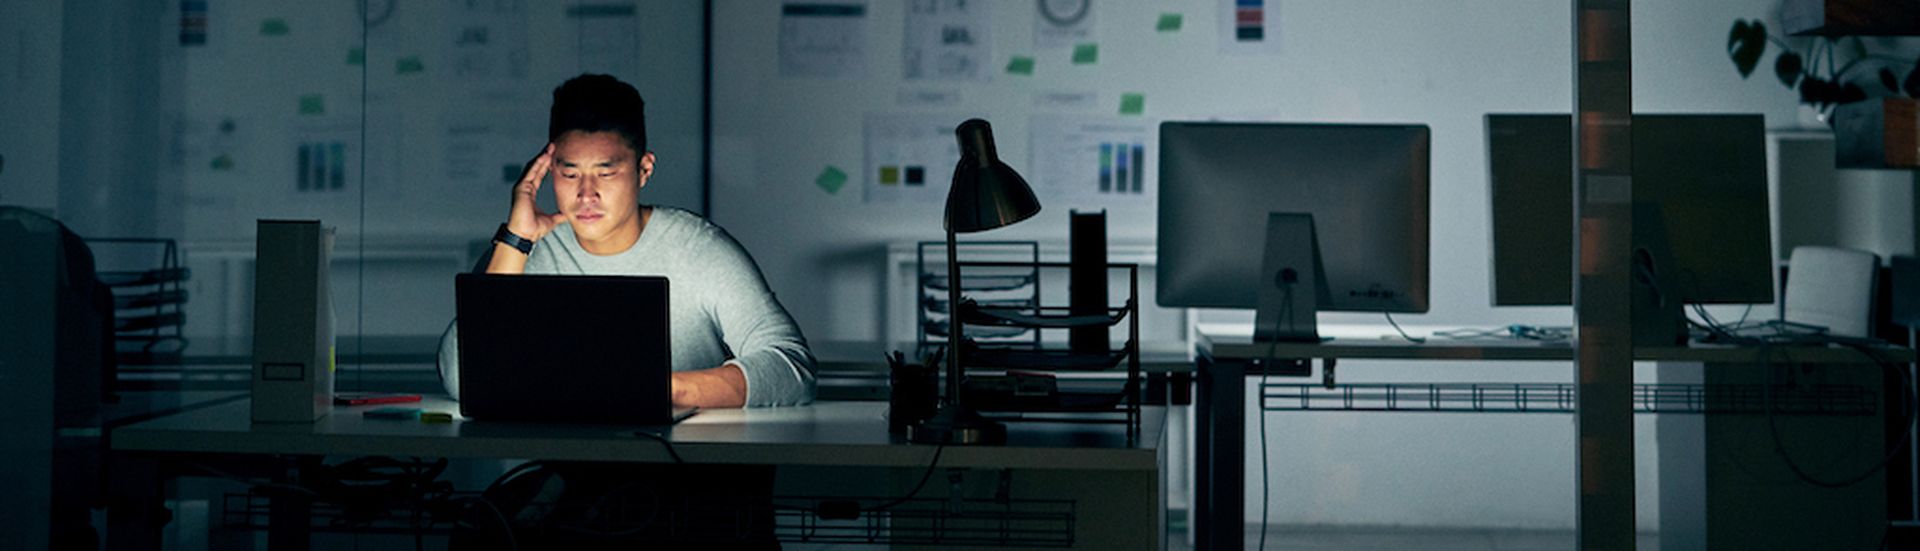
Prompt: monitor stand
<box><xmin>1254</xmin><ymin>213</ymin><xmax>1333</xmax><ymax>345</ymax></box>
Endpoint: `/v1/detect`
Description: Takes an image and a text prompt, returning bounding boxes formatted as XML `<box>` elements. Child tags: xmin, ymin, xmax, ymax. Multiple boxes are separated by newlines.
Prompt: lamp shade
<box><xmin>946</xmin><ymin>119</ymin><xmax>1042</xmax><ymax>233</ymax></box>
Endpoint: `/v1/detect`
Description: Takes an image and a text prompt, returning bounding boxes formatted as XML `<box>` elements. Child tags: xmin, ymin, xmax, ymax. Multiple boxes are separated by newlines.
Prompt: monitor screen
<box><xmin>1486</xmin><ymin>113</ymin><xmax>1774</xmax><ymax>306</ymax></box>
<box><xmin>1156</xmin><ymin>122</ymin><xmax>1431</xmax><ymax>313</ymax></box>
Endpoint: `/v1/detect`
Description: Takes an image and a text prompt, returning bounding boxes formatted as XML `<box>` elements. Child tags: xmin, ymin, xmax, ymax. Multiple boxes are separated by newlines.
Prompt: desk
<box><xmin>1192</xmin><ymin>334</ymin><xmax>1911</xmax><ymax>551</ymax></box>
<box><xmin>111</xmin><ymin>398</ymin><xmax>1169</xmax><ymax>549</ymax></box>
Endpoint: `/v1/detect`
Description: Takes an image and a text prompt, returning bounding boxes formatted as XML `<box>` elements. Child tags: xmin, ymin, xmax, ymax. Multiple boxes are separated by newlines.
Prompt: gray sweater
<box><xmin>438</xmin><ymin>206</ymin><xmax>817</xmax><ymax>406</ymax></box>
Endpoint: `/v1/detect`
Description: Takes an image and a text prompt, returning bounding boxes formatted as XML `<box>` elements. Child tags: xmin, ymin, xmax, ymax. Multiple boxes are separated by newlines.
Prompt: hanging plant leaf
<box><xmin>1800</xmin><ymin>76</ymin><xmax>1835</xmax><ymax>106</ymax></box>
<box><xmin>1728</xmin><ymin>20</ymin><xmax>1767</xmax><ymax>79</ymax></box>
<box><xmin>1907</xmin><ymin>55</ymin><xmax>1920</xmax><ymax>98</ymax></box>
<box><xmin>1775</xmin><ymin>53</ymin><xmax>1803</xmax><ymax>88</ymax></box>
<box><xmin>1884</xmin><ymin>68</ymin><xmax>1902</xmax><ymax>94</ymax></box>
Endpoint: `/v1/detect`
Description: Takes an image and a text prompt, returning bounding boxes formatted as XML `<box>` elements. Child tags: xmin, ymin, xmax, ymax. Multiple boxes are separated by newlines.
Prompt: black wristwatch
<box><xmin>493</xmin><ymin>223</ymin><xmax>535</xmax><ymax>255</ymax></box>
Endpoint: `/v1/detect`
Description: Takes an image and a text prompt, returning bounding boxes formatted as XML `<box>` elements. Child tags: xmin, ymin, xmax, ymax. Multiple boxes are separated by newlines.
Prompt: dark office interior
<box><xmin>6</xmin><ymin>1</ymin><xmax>1920</xmax><ymax>549</ymax></box>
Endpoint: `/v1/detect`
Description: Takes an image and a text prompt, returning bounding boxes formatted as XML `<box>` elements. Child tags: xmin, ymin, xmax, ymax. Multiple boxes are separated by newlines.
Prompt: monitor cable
<box><xmin>1383</xmin><ymin>311</ymin><xmax>1426</xmax><ymax>344</ymax></box>
<box><xmin>1256</xmin><ymin>312</ymin><xmax>1284</xmax><ymax>551</ymax></box>
<box><xmin>1668</xmin><ymin>275</ymin><xmax>1917</xmax><ymax>490</ymax></box>
<box><xmin>631</xmin><ymin>429</ymin><xmax>685</xmax><ymax>464</ymax></box>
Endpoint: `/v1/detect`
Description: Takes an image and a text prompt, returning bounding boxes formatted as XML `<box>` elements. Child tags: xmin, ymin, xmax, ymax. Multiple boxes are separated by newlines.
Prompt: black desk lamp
<box><xmin>908</xmin><ymin>119</ymin><xmax>1042</xmax><ymax>445</ymax></box>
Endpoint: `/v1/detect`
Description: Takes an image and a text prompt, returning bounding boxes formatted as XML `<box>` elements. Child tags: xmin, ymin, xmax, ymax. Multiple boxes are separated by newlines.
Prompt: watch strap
<box><xmin>493</xmin><ymin>223</ymin><xmax>535</xmax><ymax>255</ymax></box>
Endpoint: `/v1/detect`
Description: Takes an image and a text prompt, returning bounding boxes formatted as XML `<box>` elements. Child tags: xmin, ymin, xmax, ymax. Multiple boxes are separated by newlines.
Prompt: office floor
<box><xmin>779</xmin><ymin>526</ymin><xmax>1664</xmax><ymax>551</ymax></box>
<box><xmin>1199</xmin><ymin>526</ymin><xmax>1661</xmax><ymax>551</ymax></box>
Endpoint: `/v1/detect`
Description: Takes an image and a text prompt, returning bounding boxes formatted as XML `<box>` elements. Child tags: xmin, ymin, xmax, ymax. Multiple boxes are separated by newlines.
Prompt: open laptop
<box><xmin>455</xmin><ymin>273</ymin><xmax>696</xmax><ymax>426</ymax></box>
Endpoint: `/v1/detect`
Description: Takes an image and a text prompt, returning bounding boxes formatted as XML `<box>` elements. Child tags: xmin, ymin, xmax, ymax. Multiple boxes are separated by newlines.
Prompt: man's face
<box><xmin>551</xmin><ymin>130</ymin><xmax>653</xmax><ymax>252</ymax></box>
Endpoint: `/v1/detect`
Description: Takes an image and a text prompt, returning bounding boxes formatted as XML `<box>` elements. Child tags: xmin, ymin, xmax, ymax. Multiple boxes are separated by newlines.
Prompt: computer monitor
<box><xmin>1486</xmin><ymin>113</ymin><xmax>1774</xmax><ymax>306</ymax></box>
<box><xmin>1156</xmin><ymin>122</ymin><xmax>1431</xmax><ymax>319</ymax></box>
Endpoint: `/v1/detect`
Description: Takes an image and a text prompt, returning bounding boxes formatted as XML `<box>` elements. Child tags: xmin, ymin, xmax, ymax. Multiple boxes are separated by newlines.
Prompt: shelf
<box><xmin>921</xmin><ymin>274</ymin><xmax>1034</xmax><ymax>292</ymax></box>
<box><xmin>965</xmin><ymin>304</ymin><xmax>1130</xmax><ymax>329</ymax></box>
<box><xmin>966</xmin><ymin>342</ymin><xmax>1132</xmax><ymax>371</ymax></box>
<box><xmin>969</xmin><ymin>390</ymin><xmax>1128</xmax><ymax>413</ymax></box>
<box><xmin>923</xmin><ymin>321</ymin><xmax>1031</xmax><ymax>340</ymax></box>
<box><xmin>922</xmin><ymin>297</ymin><xmax>1033</xmax><ymax>315</ymax></box>
<box><xmin>98</xmin><ymin>267</ymin><xmax>191</xmax><ymax>287</ymax></box>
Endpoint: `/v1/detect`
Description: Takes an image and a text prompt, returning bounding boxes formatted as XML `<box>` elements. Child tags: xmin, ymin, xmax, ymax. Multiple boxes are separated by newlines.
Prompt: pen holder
<box><xmin>889</xmin><ymin>361</ymin><xmax>938</xmax><ymax>434</ymax></box>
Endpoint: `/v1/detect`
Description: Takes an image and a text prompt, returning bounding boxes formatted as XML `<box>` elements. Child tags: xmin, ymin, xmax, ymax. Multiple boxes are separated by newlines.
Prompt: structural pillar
<box><xmin>1573</xmin><ymin>1</ymin><xmax>1636</xmax><ymax>550</ymax></box>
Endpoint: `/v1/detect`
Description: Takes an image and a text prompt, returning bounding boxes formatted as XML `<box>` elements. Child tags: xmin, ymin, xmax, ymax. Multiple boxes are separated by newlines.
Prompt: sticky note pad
<box><xmin>1006</xmin><ymin>56</ymin><xmax>1035</xmax><ymax>75</ymax></box>
<box><xmin>260</xmin><ymin>18</ymin><xmax>290</xmax><ymax>36</ymax></box>
<box><xmin>1072</xmin><ymin>43</ymin><xmax>1098</xmax><ymax>65</ymax></box>
<box><xmin>879</xmin><ymin>166</ymin><xmax>901</xmax><ymax>185</ymax></box>
<box><xmin>298</xmin><ymin>94</ymin><xmax>324</xmax><ymax>115</ymax></box>
<box><xmin>1157</xmin><ymin>13</ymin><xmax>1184</xmax><ymax>32</ymax></box>
<box><xmin>1119</xmin><ymin>93</ymin><xmax>1146</xmax><ymax>115</ymax></box>
<box><xmin>395</xmin><ymin>56</ymin><xmax>425</xmax><ymax>75</ymax></box>
<box><xmin>816</xmin><ymin>166</ymin><xmax>848</xmax><ymax>195</ymax></box>
<box><xmin>347</xmin><ymin>48</ymin><xmax>365</xmax><ymax>66</ymax></box>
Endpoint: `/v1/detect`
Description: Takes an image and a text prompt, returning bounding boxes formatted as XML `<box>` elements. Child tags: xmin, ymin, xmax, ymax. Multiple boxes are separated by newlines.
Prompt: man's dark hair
<box><xmin>548</xmin><ymin>74</ymin><xmax>647</xmax><ymax>154</ymax></box>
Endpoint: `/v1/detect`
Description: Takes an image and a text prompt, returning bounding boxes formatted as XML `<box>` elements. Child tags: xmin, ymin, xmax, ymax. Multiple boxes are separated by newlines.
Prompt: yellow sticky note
<box><xmin>879</xmin><ymin>166</ymin><xmax>901</xmax><ymax>185</ymax></box>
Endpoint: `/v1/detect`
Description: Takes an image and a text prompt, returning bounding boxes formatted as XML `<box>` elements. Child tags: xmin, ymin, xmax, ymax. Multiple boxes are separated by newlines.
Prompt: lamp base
<box><xmin>907</xmin><ymin>404</ymin><xmax>1005</xmax><ymax>445</ymax></box>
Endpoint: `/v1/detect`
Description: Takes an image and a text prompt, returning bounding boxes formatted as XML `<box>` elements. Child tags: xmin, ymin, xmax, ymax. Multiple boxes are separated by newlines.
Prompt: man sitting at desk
<box><xmin>439</xmin><ymin>74</ymin><xmax>816</xmax><ymax>408</ymax></box>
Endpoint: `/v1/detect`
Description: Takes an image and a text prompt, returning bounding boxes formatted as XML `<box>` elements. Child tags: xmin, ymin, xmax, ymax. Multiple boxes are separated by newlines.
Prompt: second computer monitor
<box><xmin>1486</xmin><ymin>113</ymin><xmax>1774</xmax><ymax>306</ymax></box>
<box><xmin>1157</xmin><ymin>122</ymin><xmax>1431</xmax><ymax>313</ymax></box>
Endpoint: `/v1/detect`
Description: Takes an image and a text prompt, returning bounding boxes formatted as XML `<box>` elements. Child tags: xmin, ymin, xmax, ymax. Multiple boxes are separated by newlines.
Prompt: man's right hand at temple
<box><xmin>489</xmin><ymin>144</ymin><xmax>567</xmax><ymax>274</ymax></box>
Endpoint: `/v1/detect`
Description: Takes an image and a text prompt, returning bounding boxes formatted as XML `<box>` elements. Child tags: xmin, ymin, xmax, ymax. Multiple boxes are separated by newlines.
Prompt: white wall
<box><xmin>0</xmin><ymin>0</ymin><xmax>65</xmax><ymax>212</ymax></box>
<box><xmin>714</xmin><ymin>0</ymin><xmax>1805</xmax><ymax>530</ymax></box>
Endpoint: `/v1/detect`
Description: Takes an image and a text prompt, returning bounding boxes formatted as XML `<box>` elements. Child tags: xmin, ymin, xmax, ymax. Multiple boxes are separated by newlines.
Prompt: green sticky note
<box><xmin>395</xmin><ymin>56</ymin><xmax>425</xmax><ymax>75</ymax></box>
<box><xmin>1156</xmin><ymin>13</ymin><xmax>1184</xmax><ymax>32</ymax></box>
<box><xmin>1006</xmin><ymin>56</ymin><xmax>1035</xmax><ymax>76</ymax></box>
<box><xmin>298</xmin><ymin>94</ymin><xmax>324</xmax><ymax>115</ymax></box>
<box><xmin>816</xmin><ymin>166</ymin><xmax>848</xmax><ymax>195</ymax></box>
<box><xmin>347</xmin><ymin>48</ymin><xmax>365</xmax><ymax>66</ymax></box>
<box><xmin>1119</xmin><ymin>93</ymin><xmax>1145</xmax><ymax>115</ymax></box>
<box><xmin>1071</xmin><ymin>43</ymin><xmax>1098</xmax><ymax>65</ymax></box>
<box><xmin>259</xmin><ymin>18</ymin><xmax>290</xmax><ymax>36</ymax></box>
<box><xmin>210</xmin><ymin>154</ymin><xmax>234</xmax><ymax>171</ymax></box>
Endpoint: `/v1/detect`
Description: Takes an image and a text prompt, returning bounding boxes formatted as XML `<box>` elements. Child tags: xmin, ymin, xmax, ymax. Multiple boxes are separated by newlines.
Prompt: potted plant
<box><xmin>1727</xmin><ymin>18</ymin><xmax>1920</xmax><ymax>167</ymax></box>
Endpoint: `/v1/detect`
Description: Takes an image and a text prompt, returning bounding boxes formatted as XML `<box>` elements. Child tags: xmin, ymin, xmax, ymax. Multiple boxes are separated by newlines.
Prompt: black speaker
<box><xmin>1070</xmin><ymin>210</ymin><xmax>1108</xmax><ymax>354</ymax></box>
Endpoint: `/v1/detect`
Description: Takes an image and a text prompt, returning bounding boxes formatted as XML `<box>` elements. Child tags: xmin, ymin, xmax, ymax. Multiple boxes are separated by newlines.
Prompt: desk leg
<box><xmin>104</xmin><ymin>453</ymin><xmax>166</xmax><ymax>551</ymax></box>
<box><xmin>267</xmin><ymin>457</ymin><xmax>314</xmax><ymax>551</ymax></box>
<box><xmin>1195</xmin><ymin>355</ymin><xmax>1245</xmax><ymax>551</ymax></box>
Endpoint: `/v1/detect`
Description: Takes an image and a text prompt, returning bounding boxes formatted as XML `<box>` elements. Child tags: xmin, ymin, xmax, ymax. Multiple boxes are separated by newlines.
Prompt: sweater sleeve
<box><xmin>436</xmin><ymin>319</ymin><xmax>461</xmax><ymax>400</ymax></box>
<box><xmin>700</xmin><ymin>227</ymin><xmax>818</xmax><ymax>407</ymax></box>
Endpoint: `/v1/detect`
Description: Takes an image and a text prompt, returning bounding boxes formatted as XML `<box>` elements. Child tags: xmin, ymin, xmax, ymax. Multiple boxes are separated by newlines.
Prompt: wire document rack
<box><xmin>1260</xmin><ymin>382</ymin><xmax>1877</xmax><ymax>415</ymax></box>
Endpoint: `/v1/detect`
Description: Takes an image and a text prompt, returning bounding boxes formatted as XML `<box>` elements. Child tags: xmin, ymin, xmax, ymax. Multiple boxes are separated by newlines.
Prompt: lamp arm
<box><xmin>945</xmin><ymin>226</ymin><xmax>964</xmax><ymax>407</ymax></box>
